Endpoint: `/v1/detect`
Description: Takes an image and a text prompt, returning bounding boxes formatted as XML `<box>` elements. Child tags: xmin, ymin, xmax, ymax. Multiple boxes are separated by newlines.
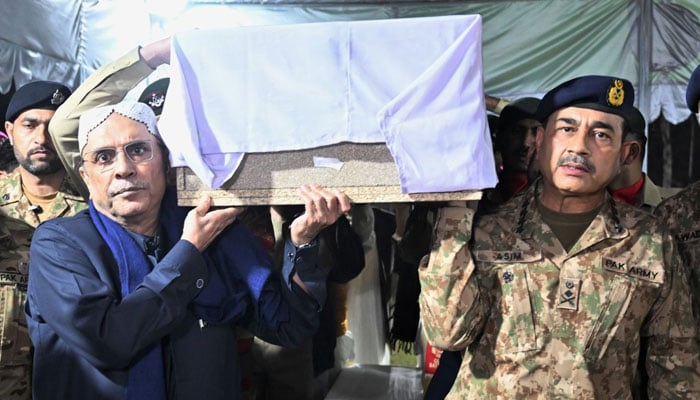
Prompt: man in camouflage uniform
<box><xmin>0</xmin><ymin>82</ymin><xmax>87</xmax><ymax>399</ymax></box>
<box><xmin>1</xmin><ymin>81</ymin><xmax>87</xmax><ymax>227</ymax></box>
<box><xmin>608</xmin><ymin>106</ymin><xmax>681</xmax><ymax>211</ymax></box>
<box><xmin>419</xmin><ymin>75</ymin><xmax>699</xmax><ymax>399</ymax></box>
<box><xmin>653</xmin><ymin>62</ymin><xmax>700</xmax><ymax>332</ymax></box>
<box><xmin>0</xmin><ymin>215</ymin><xmax>34</xmax><ymax>399</ymax></box>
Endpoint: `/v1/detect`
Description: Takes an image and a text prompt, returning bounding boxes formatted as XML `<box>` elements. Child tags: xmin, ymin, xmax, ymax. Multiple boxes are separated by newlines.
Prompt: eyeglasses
<box><xmin>82</xmin><ymin>140</ymin><xmax>155</xmax><ymax>172</ymax></box>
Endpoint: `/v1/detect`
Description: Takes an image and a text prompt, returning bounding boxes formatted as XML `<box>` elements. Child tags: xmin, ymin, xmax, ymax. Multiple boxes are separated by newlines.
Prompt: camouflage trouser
<box><xmin>0</xmin><ymin>365</ymin><xmax>30</xmax><ymax>400</ymax></box>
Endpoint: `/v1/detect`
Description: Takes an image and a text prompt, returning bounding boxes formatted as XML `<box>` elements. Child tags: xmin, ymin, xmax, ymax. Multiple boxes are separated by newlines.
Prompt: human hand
<box><xmin>289</xmin><ymin>184</ymin><xmax>352</xmax><ymax>246</ymax></box>
<box><xmin>182</xmin><ymin>195</ymin><xmax>245</xmax><ymax>251</ymax></box>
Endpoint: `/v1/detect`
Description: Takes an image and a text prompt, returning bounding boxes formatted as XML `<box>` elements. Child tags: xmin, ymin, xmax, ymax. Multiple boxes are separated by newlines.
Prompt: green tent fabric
<box><xmin>2</xmin><ymin>0</ymin><xmax>700</xmax><ymax>124</ymax></box>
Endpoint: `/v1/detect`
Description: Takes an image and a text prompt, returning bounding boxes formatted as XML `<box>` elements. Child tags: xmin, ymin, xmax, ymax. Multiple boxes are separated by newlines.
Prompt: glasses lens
<box><xmin>125</xmin><ymin>141</ymin><xmax>154</xmax><ymax>163</ymax></box>
<box><xmin>88</xmin><ymin>149</ymin><xmax>117</xmax><ymax>165</ymax></box>
<box><xmin>83</xmin><ymin>140</ymin><xmax>155</xmax><ymax>171</ymax></box>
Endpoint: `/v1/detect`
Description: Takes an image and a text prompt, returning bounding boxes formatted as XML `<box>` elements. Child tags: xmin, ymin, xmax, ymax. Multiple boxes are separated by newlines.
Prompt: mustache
<box><xmin>108</xmin><ymin>181</ymin><xmax>149</xmax><ymax>197</ymax></box>
<box><xmin>557</xmin><ymin>154</ymin><xmax>595</xmax><ymax>173</ymax></box>
<box><xmin>27</xmin><ymin>146</ymin><xmax>55</xmax><ymax>156</ymax></box>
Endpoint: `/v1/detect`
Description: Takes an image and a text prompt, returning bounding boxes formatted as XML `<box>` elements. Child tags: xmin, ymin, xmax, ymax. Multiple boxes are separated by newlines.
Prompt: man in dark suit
<box><xmin>25</xmin><ymin>101</ymin><xmax>351</xmax><ymax>400</ymax></box>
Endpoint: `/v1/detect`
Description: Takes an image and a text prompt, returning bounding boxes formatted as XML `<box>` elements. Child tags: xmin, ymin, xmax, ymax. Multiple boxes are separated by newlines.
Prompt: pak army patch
<box><xmin>602</xmin><ymin>257</ymin><xmax>628</xmax><ymax>274</ymax></box>
<box><xmin>602</xmin><ymin>256</ymin><xmax>664</xmax><ymax>283</ymax></box>
<box><xmin>557</xmin><ymin>278</ymin><xmax>581</xmax><ymax>311</ymax></box>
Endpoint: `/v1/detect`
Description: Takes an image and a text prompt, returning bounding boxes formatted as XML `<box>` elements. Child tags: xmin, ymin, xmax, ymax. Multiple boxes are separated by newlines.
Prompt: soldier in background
<box><xmin>609</xmin><ymin>106</ymin><xmax>681</xmax><ymax>211</ymax></box>
<box><xmin>0</xmin><ymin>81</ymin><xmax>87</xmax><ymax>400</ymax></box>
<box><xmin>419</xmin><ymin>75</ymin><xmax>699</xmax><ymax>399</ymax></box>
<box><xmin>0</xmin><ymin>81</ymin><xmax>87</xmax><ymax>227</ymax></box>
<box><xmin>0</xmin><ymin>215</ymin><xmax>34</xmax><ymax>399</ymax></box>
<box><xmin>654</xmin><ymin>61</ymin><xmax>700</xmax><ymax>334</ymax></box>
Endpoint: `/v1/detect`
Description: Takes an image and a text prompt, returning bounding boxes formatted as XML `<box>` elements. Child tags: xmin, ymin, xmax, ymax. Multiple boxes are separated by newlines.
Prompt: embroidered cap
<box><xmin>5</xmin><ymin>80</ymin><xmax>71</xmax><ymax>123</ymax></box>
<box><xmin>534</xmin><ymin>75</ymin><xmax>636</xmax><ymax>126</ymax></box>
<box><xmin>686</xmin><ymin>63</ymin><xmax>700</xmax><ymax>113</ymax></box>
<box><xmin>138</xmin><ymin>78</ymin><xmax>169</xmax><ymax>116</ymax></box>
<box><xmin>79</xmin><ymin>101</ymin><xmax>160</xmax><ymax>152</ymax></box>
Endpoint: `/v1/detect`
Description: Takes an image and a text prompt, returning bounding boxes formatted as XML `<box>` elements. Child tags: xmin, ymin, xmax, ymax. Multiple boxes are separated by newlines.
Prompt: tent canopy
<box><xmin>2</xmin><ymin>0</ymin><xmax>700</xmax><ymax>124</ymax></box>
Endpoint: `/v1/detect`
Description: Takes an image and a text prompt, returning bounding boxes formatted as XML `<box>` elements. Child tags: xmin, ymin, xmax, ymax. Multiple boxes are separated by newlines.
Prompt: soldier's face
<box><xmin>4</xmin><ymin>109</ymin><xmax>63</xmax><ymax>176</ymax></box>
<box><xmin>501</xmin><ymin>118</ymin><xmax>541</xmax><ymax>173</ymax></box>
<box><xmin>79</xmin><ymin>114</ymin><xmax>167</xmax><ymax>229</ymax></box>
<box><xmin>536</xmin><ymin>107</ymin><xmax>630</xmax><ymax>198</ymax></box>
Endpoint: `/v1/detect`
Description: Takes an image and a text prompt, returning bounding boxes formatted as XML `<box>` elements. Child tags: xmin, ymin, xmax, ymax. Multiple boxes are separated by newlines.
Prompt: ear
<box><xmin>535</xmin><ymin>125</ymin><xmax>545</xmax><ymax>152</ymax></box>
<box><xmin>620</xmin><ymin>141</ymin><xmax>638</xmax><ymax>165</ymax></box>
<box><xmin>4</xmin><ymin>121</ymin><xmax>14</xmax><ymax>145</ymax></box>
<box><xmin>78</xmin><ymin>164</ymin><xmax>90</xmax><ymax>185</ymax></box>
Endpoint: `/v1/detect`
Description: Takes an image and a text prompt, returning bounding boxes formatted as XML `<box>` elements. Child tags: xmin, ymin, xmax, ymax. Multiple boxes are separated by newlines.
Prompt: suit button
<box><xmin>196</xmin><ymin>278</ymin><xmax>204</xmax><ymax>289</ymax></box>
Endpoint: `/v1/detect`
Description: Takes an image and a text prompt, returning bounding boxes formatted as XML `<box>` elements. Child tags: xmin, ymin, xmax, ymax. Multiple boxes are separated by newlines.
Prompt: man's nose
<box><xmin>113</xmin><ymin>151</ymin><xmax>136</xmax><ymax>177</ymax></box>
<box><xmin>32</xmin><ymin>123</ymin><xmax>50</xmax><ymax>145</ymax></box>
<box><xmin>566</xmin><ymin>129</ymin><xmax>590</xmax><ymax>155</ymax></box>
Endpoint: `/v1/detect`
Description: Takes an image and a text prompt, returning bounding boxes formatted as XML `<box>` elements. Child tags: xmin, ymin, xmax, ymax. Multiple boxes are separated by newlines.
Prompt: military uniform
<box><xmin>0</xmin><ymin>216</ymin><xmax>34</xmax><ymax>399</ymax></box>
<box><xmin>419</xmin><ymin>183</ymin><xmax>699</xmax><ymax>399</ymax></box>
<box><xmin>0</xmin><ymin>170</ymin><xmax>86</xmax><ymax>228</ymax></box>
<box><xmin>636</xmin><ymin>175</ymin><xmax>682</xmax><ymax>211</ymax></box>
<box><xmin>655</xmin><ymin>181</ymin><xmax>700</xmax><ymax>326</ymax></box>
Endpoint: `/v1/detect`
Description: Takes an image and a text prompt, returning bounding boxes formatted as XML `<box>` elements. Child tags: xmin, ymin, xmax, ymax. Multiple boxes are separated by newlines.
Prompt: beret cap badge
<box><xmin>607</xmin><ymin>79</ymin><xmax>625</xmax><ymax>107</ymax></box>
<box><xmin>50</xmin><ymin>89</ymin><xmax>66</xmax><ymax>106</ymax></box>
<box><xmin>146</xmin><ymin>92</ymin><xmax>166</xmax><ymax>110</ymax></box>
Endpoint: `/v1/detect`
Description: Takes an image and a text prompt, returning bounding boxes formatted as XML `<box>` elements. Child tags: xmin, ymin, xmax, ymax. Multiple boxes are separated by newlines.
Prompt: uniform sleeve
<box><xmin>418</xmin><ymin>205</ymin><xmax>488</xmax><ymax>351</ymax></box>
<box><xmin>643</xmin><ymin>232</ymin><xmax>700</xmax><ymax>399</ymax></box>
<box><xmin>26</xmin><ymin>222</ymin><xmax>207</xmax><ymax>370</ymax></box>
<box><xmin>48</xmin><ymin>48</ymin><xmax>154</xmax><ymax>199</ymax></box>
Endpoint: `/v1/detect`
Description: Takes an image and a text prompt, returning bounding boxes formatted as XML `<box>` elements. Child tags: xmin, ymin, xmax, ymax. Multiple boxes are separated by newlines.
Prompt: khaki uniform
<box><xmin>655</xmin><ymin>181</ymin><xmax>700</xmax><ymax>327</ymax></box>
<box><xmin>0</xmin><ymin>172</ymin><xmax>85</xmax><ymax>399</ymax></box>
<box><xmin>0</xmin><ymin>170</ymin><xmax>87</xmax><ymax>228</ymax></box>
<box><xmin>419</xmin><ymin>183</ymin><xmax>699</xmax><ymax>399</ymax></box>
<box><xmin>0</xmin><ymin>216</ymin><xmax>34</xmax><ymax>399</ymax></box>
<box><xmin>638</xmin><ymin>174</ymin><xmax>682</xmax><ymax>211</ymax></box>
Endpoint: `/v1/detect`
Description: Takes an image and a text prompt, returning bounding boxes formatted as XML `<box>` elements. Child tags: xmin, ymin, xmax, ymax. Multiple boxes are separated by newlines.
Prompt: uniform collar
<box><xmin>0</xmin><ymin>169</ymin><xmax>85</xmax><ymax>205</ymax></box>
<box><xmin>515</xmin><ymin>178</ymin><xmax>629</xmax><ymax>251</ymax></box>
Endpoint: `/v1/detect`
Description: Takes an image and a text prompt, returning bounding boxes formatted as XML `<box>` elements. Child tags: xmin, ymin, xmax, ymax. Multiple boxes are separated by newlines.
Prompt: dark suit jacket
<box><xmin>26</xmin><ymin>193</ymin><xmax>324</xmax><ymax>400</ymax></box>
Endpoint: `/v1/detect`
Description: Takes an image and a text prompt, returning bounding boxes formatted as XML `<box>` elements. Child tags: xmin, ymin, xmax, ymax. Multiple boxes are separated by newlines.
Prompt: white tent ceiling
<box><xmin>2</xmin><ymin>0</ymin><xmax>700</xmax><ymax>124</ymax></box>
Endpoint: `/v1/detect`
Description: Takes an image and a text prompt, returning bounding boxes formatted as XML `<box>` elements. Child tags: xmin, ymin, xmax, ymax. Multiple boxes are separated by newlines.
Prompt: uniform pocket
<box><xmin>492</xmin><ymin>264</ymin><xmax>538</xmax><ymax>354</ymax></box>
<box><xmin>583</xmin><ymin>276</ymin><xmax>633</xmax><ymax>362</ymax></box>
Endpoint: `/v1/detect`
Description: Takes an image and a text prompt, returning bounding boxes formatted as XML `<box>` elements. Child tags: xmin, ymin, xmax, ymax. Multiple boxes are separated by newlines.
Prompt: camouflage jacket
<box><xmin>0</xmin><ymin>170</ymin><xmax>87</xmax><ymax>228</ymax></box>
<box><xmin>0</xmin><ymin>216</ymin><xmax>33</xmax><ymax>367</ymax></box>
<box><xmin>419</xmin><ymin>183</ymin><xmax>699</xmax><ymax>399</ymax></box>
<box><xmin>655</xmin><ymin>181</ymin><xmax>700</xmax><ymax>328</ymax></box>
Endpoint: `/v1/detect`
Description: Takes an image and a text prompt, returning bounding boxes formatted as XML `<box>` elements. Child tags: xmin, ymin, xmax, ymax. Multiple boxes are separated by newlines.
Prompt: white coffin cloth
<box><xmin>158</xmin><ymin>15</ymin><xmax>498</xmax><ymax>193</ymax></box>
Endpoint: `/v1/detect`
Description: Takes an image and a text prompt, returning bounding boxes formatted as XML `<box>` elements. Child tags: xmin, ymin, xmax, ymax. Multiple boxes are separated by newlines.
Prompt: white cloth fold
<box><xmin>158</xmin><ymin>15</ymin><xmax>497</xmax><ymax>192</ymax></box>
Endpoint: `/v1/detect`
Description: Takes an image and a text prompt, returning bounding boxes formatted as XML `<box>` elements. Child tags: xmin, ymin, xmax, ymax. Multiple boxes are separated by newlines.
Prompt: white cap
<box><xmin>78</xmin><ymin>101</ymin><xmax>160</xmax><ymax>153</ymax></box>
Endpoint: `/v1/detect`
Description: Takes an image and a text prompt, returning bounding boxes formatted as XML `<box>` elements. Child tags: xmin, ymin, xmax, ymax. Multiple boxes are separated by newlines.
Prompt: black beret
<box><xmin>5</xmin><ymin>81</ymin><xmax>71</xmax><ymax>122</ymax></box>
<box><xmin>138</xmin><ymin>78</ymin><xmax>169</xmax><ymax>116</ymax></box>
<box><xmin>498</xmin><ymin>97</ymin><xmax>541</xmax><ymax>132</ymax></box>
<box><xmin>686</xmin><ymin>63</ymin><xmax>700</xmax><ymax>113</ymax></box>
<box><xmin>535</xmin><ymin>75</ymin><xmax>636</xmax><ymax>126</ymax></box>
